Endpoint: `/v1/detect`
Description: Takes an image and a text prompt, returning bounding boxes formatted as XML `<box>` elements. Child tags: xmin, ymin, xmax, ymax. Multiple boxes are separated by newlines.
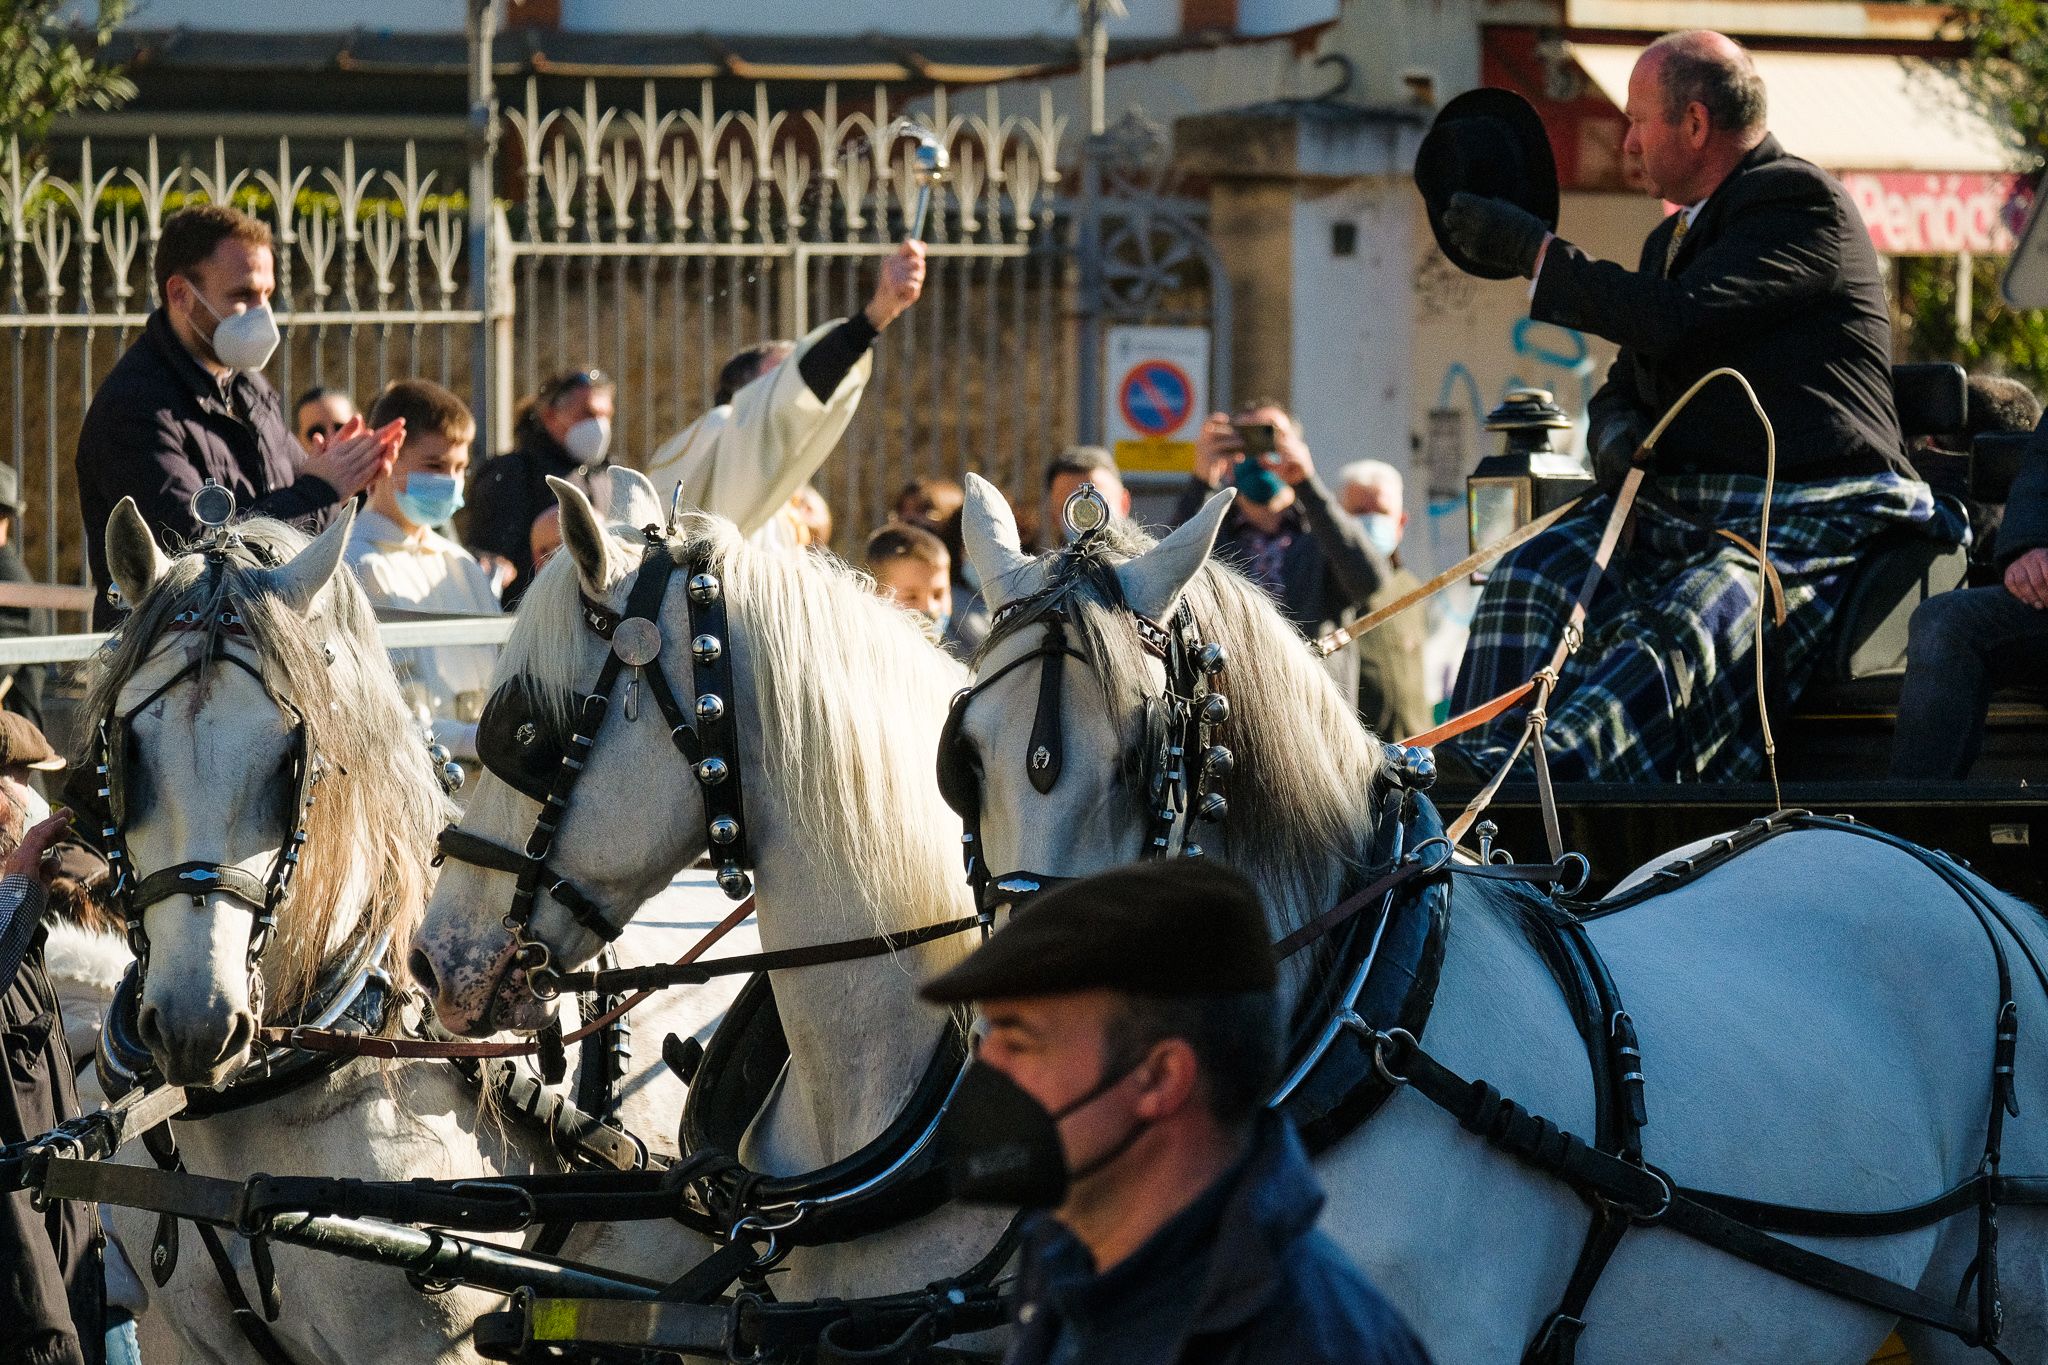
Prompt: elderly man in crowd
<box><xmin>1337</xmin><ymin>460</ymin><xmax>1432</xmax><ymax>741</ymax></box>
<box><xmin>643</xmin><ymin>240</ymin><xmax>926</xmax><ymax>554</ymax></box>
<box><xmin>76</xmin><ymin>204</ymin><xmax>402</xmax><ymax>629</ymax></box>
<box><xmin>1436</xmin><ymin>30</ymin><xmax>1960</xmax><ymax>782</ymax></box>
<box><xmin>920</xmin><ymin>860</ymin><xmax>1430</xmax><ymax>1365</ymax></box>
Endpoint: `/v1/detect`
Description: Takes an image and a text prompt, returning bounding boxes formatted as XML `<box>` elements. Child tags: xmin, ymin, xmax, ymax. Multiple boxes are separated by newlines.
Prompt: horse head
<box><xmin>949</xmin><ymin>475</ymin><xmax>1386</xmax><ymax>974</ymax></box>
<box><xmin>88</xmin><ymin>498</ymin><xmax>443</xmax><ymax>1087</ymax></box>
<box><xmin>412</xmin><ymin>466</ymin><xmax>971</xmax><ymax>1037</ymax></box>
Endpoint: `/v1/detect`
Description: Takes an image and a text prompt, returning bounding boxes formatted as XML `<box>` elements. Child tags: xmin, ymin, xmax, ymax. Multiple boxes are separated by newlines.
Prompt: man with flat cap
<box><xmin>921</xmin><ymin>859</ymin><xmax>1430</xmax><ymax>1365</ymax></box>
<box><xmin>1425</xmin><ymin>31</ymin><xmax>1960</xmax><ymax>783</ymax></box>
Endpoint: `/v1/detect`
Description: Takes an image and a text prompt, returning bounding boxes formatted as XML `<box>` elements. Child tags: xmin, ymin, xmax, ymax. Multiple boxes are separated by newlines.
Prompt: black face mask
<box><xmin>939</xmin><ymin>1056</ymin><xmax>1151</xmax><ymax>1208</ymax></box>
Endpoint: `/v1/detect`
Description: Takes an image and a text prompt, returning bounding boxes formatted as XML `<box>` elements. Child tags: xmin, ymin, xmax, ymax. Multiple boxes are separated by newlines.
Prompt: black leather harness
<box><xmin>439</xmin><ymin>528</ymin><xmax>757</xmax><ymax>986</ymax></box>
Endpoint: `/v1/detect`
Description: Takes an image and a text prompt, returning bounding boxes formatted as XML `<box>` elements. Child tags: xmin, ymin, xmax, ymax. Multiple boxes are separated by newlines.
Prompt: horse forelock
<box><xmin>498</xmin><ymin>511</ymin><xmax>973</xmax><ymax>939</ymax></box>
<box><xmin>1010</xmin><ymin>526</ymin><xmax>1385</xmax><ymax>945</ymax></box>
<box><xmin>81</xmin><ymin>517</ymin><xmax>448</xmax><ymax>1018</ymax></box>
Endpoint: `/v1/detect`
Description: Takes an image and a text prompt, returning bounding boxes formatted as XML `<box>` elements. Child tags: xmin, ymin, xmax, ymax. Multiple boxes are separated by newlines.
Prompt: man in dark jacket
<box><xmin>75</xmin><ymin>204</ymin><xmax>400</xmax><ymax>628</ymax></box>
<box><xmin>1175</xmin><ymin>403</ymin><xmax>1395</xmax><ymax>711</ymax></box>
<box><xmin>1892</xmin><ymin>420</ymin><xmax>2048</xmax><ymax>778</ymax></box>
<box><xmin>464</xmin><ymin>367</ymin><xmax>617</xmax><ymax>607</ymax></box>
<box><xmin>920</xmin><ymin>861</ymin><xmax>1431</xmax><ymax>1365</ymax></box>
<box><xmin>1435</xmin><ymin>30</ymin><xmax>1958</xmax><ymax>781</ymax></box>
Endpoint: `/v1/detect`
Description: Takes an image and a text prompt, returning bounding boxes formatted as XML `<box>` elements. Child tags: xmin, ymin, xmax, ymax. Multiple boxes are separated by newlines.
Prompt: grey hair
<box><xmin>1337</xmin><ymin>459</ymin><xmax>1403</xmax><ymax>514</ymax></box>
<box><xmin>1646</xmin><ymin>31</ymin><xmax>1766</xmax><ymax>135</ymax></box>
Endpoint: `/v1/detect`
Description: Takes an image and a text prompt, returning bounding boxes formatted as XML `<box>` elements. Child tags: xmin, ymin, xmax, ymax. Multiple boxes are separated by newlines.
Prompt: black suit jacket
<box><xmin>1531</xmin><ymin>134</ymin><xmax>1910</xmax><ymax>484</ymax></box>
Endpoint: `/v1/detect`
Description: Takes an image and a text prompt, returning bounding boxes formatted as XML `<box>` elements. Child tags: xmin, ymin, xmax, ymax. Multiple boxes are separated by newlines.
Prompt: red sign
<box><xmin>1842</xmin><ymin>172</ymin><xmax>2029</xmax><ymax>255</ymax></box>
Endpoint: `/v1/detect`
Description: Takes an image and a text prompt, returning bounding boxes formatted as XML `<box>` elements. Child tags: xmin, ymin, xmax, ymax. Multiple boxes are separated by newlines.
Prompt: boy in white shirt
<box><xmin>344</xmin><ymin>379</ymin><xmax>501</xmax><ymax>758</ymax></box>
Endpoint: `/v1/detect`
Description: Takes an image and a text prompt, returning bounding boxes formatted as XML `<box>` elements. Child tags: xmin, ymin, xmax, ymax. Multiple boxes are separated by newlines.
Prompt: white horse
<box><xmin>86</xmin><ymin>498</ymin><xmax>734</xmax><ymax>1363</ymax></box>
<box><xmin>412</xmin><ymin>472</ymin><xmax>1013</xmax><ymax>1304</ymax></box>
<box><xmin>949</xmin><ymin>473</ymin><xmax>2048</xmax><ymax>1365</ymax></box>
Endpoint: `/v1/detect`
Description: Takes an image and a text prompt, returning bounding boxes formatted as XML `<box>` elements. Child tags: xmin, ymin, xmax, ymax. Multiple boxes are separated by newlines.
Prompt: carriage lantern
<box><xmin>1466</xmin><ymin>388</ymin><xmax>1592</xmax><ymax>583</ymax></box>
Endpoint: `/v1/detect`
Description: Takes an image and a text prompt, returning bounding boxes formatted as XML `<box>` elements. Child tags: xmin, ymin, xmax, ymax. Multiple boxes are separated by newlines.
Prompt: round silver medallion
<box><xmin>612</xmin><ymin>616</ymin><xmax>663</xmax><ymax>667</ymax></box>
<box><xmin>190</xmin><ymin>480</ymin><xmax>236</xmax><ymax>529</ymax></box>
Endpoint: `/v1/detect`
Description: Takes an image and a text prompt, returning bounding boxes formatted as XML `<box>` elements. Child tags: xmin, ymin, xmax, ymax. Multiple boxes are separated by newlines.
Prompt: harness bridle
<box><xmin>80</xmin><ymin>570</ymin><xmax>322</xmax><ymax>996</ymax></box>
<box><xmin>436</xmin><ymin>525</ymin><xmax>754</xmax><ymax>985</ymax></box>
<box><xmin>937</xmin><ymin>510</ymin><xmax>1232</xmax><ymax>910</ymax></box>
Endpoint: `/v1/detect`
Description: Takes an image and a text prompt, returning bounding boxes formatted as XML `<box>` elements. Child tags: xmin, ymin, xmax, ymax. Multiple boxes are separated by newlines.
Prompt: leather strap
<box><xmin>538</xmin><ymin>913</ymin><xmax>982</xmax><ymax>995</ymax></box>
<box><xmin>266</xmin><ymin>894</ymin><xmax>756</xmax><ymax>1060</ymax></box>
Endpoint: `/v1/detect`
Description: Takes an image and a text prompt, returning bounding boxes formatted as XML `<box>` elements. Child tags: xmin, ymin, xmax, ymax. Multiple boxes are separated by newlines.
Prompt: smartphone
<box><xmin>1233</xmin><ymin>422</ymin><xmax>1277</xmax><ymax>459</ymax></box>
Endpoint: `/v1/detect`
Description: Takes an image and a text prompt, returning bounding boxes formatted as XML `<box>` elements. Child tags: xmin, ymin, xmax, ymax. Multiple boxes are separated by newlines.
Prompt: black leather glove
<box><xmin>1442</xmin><ymin>192</ymin><xmax>1550</xmax><ymax>279</ymax></box>
<box><xmin>1589</xmin><ymin>410</ymin><xmax>1650</xmax><ymax>484</ymax></box>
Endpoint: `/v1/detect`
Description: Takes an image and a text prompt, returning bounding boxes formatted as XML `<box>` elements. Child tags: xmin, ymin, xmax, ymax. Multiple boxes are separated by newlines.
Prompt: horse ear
<box><xmin>266</xmin><ymin>501</ymin><xmax>356</xmax><ymax>616</ymax></box>
<box><xmin>961</xmin><ymin>472</ymin><xmax>1045</xmax><ymax>613</ymax></box>
<box><xmin>600</xmin><ymin>466</ymin><xmax>664</xmax><ymax>530</ymax></box>
<box><xmin>106</xmin><ymin>497</ymin><xmax>172</xmax><ymax>607</ymax></box>
<box><xmin>1115</xmin><ymin>488</ymin><xmax>1235</xmax><ymax>624</ymax></box>
<box><xmin>550</xmin><ymin>475</ymin><xmax>620</xmax><ymax>596</ymax></box>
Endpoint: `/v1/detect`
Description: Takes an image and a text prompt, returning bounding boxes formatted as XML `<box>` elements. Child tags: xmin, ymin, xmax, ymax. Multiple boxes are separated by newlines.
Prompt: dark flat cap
<box><xmin>0</xmin><ymin>711</ymin><xmax>62</xmax><ymax>771</ymax></box>
<box><xmin>920</xmin><ymin>860</ymin><xmax>1275</xmax><ymax>1004</ymax></box>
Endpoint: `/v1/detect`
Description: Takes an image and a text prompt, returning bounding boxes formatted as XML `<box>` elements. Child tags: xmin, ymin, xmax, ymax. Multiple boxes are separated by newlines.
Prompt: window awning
<box><xmin>1567</xmin><ymin>44</ymin><xmax>2019</xmax><ymax>175</ymax></box>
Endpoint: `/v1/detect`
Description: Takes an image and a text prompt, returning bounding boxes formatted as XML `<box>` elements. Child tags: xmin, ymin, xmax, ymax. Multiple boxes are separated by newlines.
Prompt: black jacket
<box><xmin>1532</xmin><ymin>135</ymin><xmax>1910</xmax><ymax>484</ymax></box>
<box><xmin>75</xmin><ymin>310</ymin><xmax>339</xmax><ymax>628</ymax></box>
<box><xmin>464</xmin><ymin>422</ymin><xmax>600</xmax><ymax>608</ymax></box>
<box><xmin>1003</xmin><ymin>1112</ymin><xmax>1430</xmax><ymax>1365</ymax></box>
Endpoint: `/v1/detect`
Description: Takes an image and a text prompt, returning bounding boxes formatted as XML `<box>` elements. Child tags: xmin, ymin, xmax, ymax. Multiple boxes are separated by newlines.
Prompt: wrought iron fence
<box><xmin>4</xmin><ymin>75</ymin><xmax>1225</xmax><ymax>597</ymax></box>
<box><xmin>497</xmin><ymin>78</ymin><xmax>1077</xmax><ymax>546</ymax></box>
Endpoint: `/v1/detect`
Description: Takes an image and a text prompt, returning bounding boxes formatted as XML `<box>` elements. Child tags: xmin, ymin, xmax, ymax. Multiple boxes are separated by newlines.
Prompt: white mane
<box><xmin>500</xmin><ymin>513</ymin><xmax>972</xmax><ymax>934</ymax></box>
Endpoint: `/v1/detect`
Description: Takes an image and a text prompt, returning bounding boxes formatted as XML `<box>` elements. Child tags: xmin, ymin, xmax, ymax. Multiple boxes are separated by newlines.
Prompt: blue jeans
<box><xmin>1890</xmin><ymin>585</ymin><xmax>2048</xmax><ymax>778</ymax></box>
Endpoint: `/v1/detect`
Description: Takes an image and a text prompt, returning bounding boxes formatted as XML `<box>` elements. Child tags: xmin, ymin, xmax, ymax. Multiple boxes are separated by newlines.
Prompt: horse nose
<box><xmin>138</xmin><ymin>1000</ymin><xmax>257</xmax><ymax>1086</ymax></box>
<box><xmin>408</xmin><ymin>946</ymin><xmax>439</xmax><ymax>995</ymax></box>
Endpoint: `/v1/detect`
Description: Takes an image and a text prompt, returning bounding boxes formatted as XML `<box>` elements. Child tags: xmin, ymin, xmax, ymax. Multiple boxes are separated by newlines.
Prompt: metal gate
<box><xmin>0</xmin><ymin>72</ymin><xmax>1228</xmax><ymax>596</ymax></box>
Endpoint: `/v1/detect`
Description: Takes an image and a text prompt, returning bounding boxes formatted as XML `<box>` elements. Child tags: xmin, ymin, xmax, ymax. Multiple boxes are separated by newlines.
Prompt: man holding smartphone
<box><xmin>1177</xmin><ymin>402</ymin><xmax>1395</xmax><ymax>710</ymax></box>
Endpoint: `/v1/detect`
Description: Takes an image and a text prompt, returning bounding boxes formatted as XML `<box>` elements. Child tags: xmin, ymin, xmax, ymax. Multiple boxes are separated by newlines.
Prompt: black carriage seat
<box><xmin>1795</xmin><ymin>364</ymin><xmax>1970</xmax><ymax>695</ymax></box>
<box><xmin>1784</xmin><ymin>370</ymin><xmax>2048</xmax><ymax>777</ymax></box>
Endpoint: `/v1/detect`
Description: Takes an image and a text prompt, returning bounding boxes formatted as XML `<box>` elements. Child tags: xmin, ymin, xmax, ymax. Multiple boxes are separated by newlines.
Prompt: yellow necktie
<box><xmin>1663</xmin><ymin>213</ymin><xmax>1691</xmax><ymax>277</ymax></box>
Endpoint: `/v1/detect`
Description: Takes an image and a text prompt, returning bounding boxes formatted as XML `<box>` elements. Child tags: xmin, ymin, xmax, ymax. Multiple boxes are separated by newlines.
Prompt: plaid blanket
<box><xmin>1446</xmin><ymin>473</ymin><xmax>1966</xmax><ymax>782</ymax></box>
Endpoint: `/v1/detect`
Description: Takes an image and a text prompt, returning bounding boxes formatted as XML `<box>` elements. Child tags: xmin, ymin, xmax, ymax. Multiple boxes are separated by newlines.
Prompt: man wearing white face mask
<box><xmin>1336</xmin><ymin>460</ymin><xmax>1430</xmax><ymax>742</ymax></box>
<box><xmin>77</xmin><ymin>204</ymin><xmax>405</xmax><ymax>629</ymax></box>
<box><xmin>466</xmin><ymin>367</ymin><xmax>617</xmax><ymax>607</ymax></box>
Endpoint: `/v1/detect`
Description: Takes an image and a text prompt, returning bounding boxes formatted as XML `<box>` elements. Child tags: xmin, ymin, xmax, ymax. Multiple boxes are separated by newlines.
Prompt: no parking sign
<box><xmin>1105</xmin><ymin>325</ymin><xmax>1209</xmax><ymax>474</ymax></box>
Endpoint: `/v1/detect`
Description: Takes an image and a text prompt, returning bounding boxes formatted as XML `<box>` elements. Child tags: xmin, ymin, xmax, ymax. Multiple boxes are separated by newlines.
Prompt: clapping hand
<box><xmin>865</xmin><ymin>240</ymin><xmax>928</xmax><ymax>330</ymax></box>
<box><xmin>302</xmin><ymin>414</ymin><xmax>405</xmax><ymax>499</ymax></box>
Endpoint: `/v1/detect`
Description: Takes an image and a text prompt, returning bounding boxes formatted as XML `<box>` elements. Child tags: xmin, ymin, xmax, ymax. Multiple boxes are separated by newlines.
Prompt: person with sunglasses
<box><xmin>292</xmin><ymin>386</ymin><xmax>357</xmax><ymax>458</ymax></box>
<box><xmin>465</xmin><ymin>367</ymin><xmax>617</xmax><ymax>607</ymax></box>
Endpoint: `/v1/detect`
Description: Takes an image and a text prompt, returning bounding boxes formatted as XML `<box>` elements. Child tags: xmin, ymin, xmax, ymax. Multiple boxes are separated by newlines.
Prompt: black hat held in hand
<box><xmin>1414</xmin><ymin>87</ymin><xmax>1560</xmax><ymax>280</ymax></box>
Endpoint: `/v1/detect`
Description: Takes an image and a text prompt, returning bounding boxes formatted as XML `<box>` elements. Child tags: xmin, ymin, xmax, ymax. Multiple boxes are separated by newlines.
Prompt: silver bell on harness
<box><xmin>716</xmin><ymin>862</ymin><xmax>752</xmax><ymax>899</ymax></box>
<box><xmin>1061</xmin><ymin>483</ymin><xmax>1112</xmax><ymax>541</ymax></box>
<box><xmin>1466</xmin><ymin>389</ymin><xmax>1592</xmax><ymax>583</ymax></box>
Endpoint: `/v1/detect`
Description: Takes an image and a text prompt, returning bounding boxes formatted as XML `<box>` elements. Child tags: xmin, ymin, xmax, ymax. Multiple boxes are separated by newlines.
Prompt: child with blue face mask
<box><xmin>345</xmin><ymin>379</ymin><xmax>504</xmax><ymax>760</ymax></box>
